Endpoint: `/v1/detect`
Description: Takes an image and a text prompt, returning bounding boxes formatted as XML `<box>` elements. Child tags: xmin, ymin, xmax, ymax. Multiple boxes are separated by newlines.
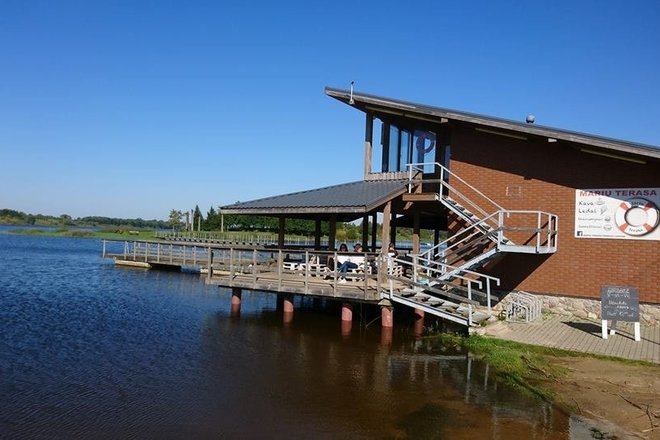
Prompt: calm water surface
<box><xmin>0</xmin><ymin>228</ymin><xmax>588</xmax><ymax>439</ymax></box>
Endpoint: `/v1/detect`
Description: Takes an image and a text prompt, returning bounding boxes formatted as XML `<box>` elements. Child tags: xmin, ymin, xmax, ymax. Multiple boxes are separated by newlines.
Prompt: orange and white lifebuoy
<box><xmin>614</xmin><ymin>198</ymin><xmax>659</xmax><ymax>236</ymax></box>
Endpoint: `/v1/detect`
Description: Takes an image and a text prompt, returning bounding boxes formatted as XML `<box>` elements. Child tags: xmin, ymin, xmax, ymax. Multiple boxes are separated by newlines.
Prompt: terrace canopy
<box><xmin>220</xmin><ymin>179</ymin><xmax>446</xmax><ymax>251</ymax></box>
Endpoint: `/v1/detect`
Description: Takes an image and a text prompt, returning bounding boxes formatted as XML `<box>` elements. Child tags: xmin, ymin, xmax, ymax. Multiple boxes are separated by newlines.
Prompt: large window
<box><xmin>413</xmin><ymin>129</ymin><xmax>436</xmax><ymax>173</ymax></box>
<box><xmin>382</xmin><ymin>120</ymin><xmax>436</xmax><ymax>173</ymax></box>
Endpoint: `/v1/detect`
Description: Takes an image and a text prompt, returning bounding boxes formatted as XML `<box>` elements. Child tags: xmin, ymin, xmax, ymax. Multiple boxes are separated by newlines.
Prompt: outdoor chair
<box><xmin>297</xmin><ymin>255</ymin><xmax>330</xmax><ymax>277</ymax></box>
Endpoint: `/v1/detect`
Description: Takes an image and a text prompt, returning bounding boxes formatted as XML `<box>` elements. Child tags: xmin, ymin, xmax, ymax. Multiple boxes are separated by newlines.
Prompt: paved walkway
<box><xmin>481</xmin><ymin>314</ymin><xmax>659</xmax><ymax>364</ymax></box>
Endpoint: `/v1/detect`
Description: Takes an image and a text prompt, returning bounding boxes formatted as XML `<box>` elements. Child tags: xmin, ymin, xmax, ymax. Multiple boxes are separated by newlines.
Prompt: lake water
<box><xmin>0</xmin><ymin>227</ymin><xmax>591</xmax><ymax>439</ymax></box>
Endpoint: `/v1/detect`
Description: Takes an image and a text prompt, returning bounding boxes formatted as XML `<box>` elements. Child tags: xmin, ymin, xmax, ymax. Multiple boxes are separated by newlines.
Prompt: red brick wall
<box><xmin>448</xmin><ymin>125</ymin><xmax>660</xmax><ymax>304</ymax></box>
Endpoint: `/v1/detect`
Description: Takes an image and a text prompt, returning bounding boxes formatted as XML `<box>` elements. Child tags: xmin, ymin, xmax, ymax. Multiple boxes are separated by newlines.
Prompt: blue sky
<box><xmin>1</xmin><ymin>0</ymin><xmax>659</xmax><ymax>220</ymax></box>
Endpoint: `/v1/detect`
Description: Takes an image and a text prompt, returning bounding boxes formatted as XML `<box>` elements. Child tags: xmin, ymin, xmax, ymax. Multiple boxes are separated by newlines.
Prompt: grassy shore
<box><xmin>427</xmin><ymin>333</ymin><xmax>654</xmax><ymax>401</ymax></box>
<box><xmin>8</xmin><ymin>227</ymin><xmax>157</xmax><ymax>240</ymax></box>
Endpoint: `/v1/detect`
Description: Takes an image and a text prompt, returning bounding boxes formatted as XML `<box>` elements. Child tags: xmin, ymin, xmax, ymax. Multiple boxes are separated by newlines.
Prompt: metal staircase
<box><xmin>382</xmin><ymin>162</ymin><xmax>558</xmax><ymax>327</ymax></box>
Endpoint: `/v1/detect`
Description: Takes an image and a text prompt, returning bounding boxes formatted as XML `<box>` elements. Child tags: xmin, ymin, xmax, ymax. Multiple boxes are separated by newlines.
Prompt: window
<box><xmin>379</xmin><ymin>119</ymin><xmax>438</xmax><ymax>173</ymax></box>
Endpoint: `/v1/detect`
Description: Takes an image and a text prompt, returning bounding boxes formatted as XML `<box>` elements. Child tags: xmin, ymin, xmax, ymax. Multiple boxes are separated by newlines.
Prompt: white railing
<box><xmin>102</xmin><ymin>240</ymin><xmax>382</xmax><ymax>301</ymax></box>
<box><xmin>155</xmin><ymin>230</ymin><xmax>328</xmax><ymax>247</ymax></box>
<box><xmin>385</xmin><ymin>255</ymin><xmax>492</xmax><ymax>326</ymax></box>
<box><xmin>408</xmin><ymin>162</ymin><xmax>504</xmax><ymax>222</ymax></box>
<box><xmin>408</xmin><ymin>162</ymin><xmax>558</xmax><ymax>260</ymax></box>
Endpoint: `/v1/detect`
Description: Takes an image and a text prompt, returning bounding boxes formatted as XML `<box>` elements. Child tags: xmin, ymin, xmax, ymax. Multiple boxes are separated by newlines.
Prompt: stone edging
<box><xmin>493</xmin><ymin>293</ymin><xmax>660</xmax><ymax>327</ymax></box>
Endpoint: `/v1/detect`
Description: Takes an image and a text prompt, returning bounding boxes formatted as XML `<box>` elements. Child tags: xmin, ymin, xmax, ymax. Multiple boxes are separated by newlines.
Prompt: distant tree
<box><xmin>0</xmin><ymin>209</ymin><xmax>27</xmax><ymax>224</ymax></box>
<box><xmin>204</xmin><ymin>206</ymin><xmax>222</xmax><ymax>230</ymax></box>
<box><xmin>168</xmin><ymin>209</ymin><xmax>183</xmax><ymax>231</ymax></box>
<box><xmin>59</xmin><ymin>214</ymin><xmax>74</xmax><ymax>226</ymax></box>
<box><xmin>193</xmin><ymin>205</ymin><xmax>203</xmax><ymax>231</ymax></box>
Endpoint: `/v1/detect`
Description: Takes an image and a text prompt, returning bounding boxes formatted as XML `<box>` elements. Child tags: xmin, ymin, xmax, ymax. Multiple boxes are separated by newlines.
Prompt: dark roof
<box><xmin>220</xmin><ymin>180</ymin><xmax>409</xmax><ymax>221</ymax></box>
<box><xmin>326</xmin><ymin>87</ymin><xmax>660</xmax><ymax>160</ymax></box>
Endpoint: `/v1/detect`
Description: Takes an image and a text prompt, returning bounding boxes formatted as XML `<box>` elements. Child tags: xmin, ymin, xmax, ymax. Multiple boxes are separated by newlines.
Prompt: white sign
<box><xmin>575</xmin><ymin>188</ymin><xmax>660</xmax><ymax>240</ymax></box>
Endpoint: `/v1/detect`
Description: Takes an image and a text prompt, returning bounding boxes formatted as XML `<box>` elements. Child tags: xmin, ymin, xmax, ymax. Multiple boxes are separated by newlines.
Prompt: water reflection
<box><xmin>0</xmin><ymin>232</ymin><xmax>572</xmax><ymax>439</ymax></box>
<box><xmin>200</xmin><ymin>296</ymin><xmax>569</xmax><ymax>438</ymax></box>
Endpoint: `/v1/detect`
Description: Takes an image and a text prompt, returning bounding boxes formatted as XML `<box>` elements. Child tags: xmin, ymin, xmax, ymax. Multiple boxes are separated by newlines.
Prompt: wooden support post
<box><xmin>364</xmin><ymin>111</ymin><xmax>373</xmax><ymax>179</ymax></box>
<box><xmin>278</xmin><ymin>217</ymin><xmax>286</xmax><ymax>248</ymax></box>
<box><xmin>328</xmin><ymin>215</ymin><xmax>337</xmax><ymax>251</ymax></box>
<box><xmin>413</xmin><ymin>211</ymin><xmax>420</xmax><ymax>255</ymax></box>
<box><xmin>207</xmin><ymin>247</ymin><xmax>213</xmax><ymax>279</ymax></box>
<box><xmin>378</xmin><ymin>202</ymin><xmax>392</xmax><ymax>287</ymax></box>
<box><xmin>381</xmin><ymin>201</ymin><xmax>391</xmax><ymax>253</ymax></box>
<box><xmin>370</xmin><ymin>213</ymin><xmax>378</xmax><ymax>252</ymax></box>
<box><xmin>362</xmin><ymin>215</ymin><xmax>369</xmax><ymax>250</ymax></box>
<box><xmin>314</xmin><ymin>218</ymin><xmax>322</xmax><ymax>250</ymax></box>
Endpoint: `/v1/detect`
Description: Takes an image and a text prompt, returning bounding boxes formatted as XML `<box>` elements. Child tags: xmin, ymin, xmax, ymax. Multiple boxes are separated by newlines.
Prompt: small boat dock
<box><xmin>102</xmin><ymin>239</ymin><xmax>495</xmax><ymax>329</ymax></box>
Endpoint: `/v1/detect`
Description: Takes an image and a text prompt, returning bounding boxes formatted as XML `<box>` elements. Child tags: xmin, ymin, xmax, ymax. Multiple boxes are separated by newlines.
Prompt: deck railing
<box><xmin>102</xmin><ymin>240</ymin><xmax>383</xmax><ymax>301</ymax></box>
<box><xmin>154</xmin><ymin>230</ymin><xmax>328</xmax><ymax>247</ymax></box>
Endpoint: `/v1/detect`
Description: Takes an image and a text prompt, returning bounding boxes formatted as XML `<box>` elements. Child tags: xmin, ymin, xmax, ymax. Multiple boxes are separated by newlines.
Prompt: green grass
<box><xmin>427</xmin><ymin>333</ymin><xmax>568</xmax><ymax>400</ymax></box>
<box><xmin>427</xmin><ymin>332</ymin><xmax>657</xmax><ymax>404</ymax></box>
<box><xmin>9</xmin><ymin>228</ymin><xmax>156</xmax><ymax>240</ymax></box>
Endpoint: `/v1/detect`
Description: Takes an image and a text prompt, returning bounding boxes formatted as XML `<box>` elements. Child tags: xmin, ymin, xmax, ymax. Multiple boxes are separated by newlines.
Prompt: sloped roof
<box><xmin>220</xmin><ymin>180</ymin><xmax>409</xmax><ymax>221</ymax></box>
<box><xmin>326</xmin><ymin>87</ymin><xmax>660</xmax><ymax>160</ymax></box>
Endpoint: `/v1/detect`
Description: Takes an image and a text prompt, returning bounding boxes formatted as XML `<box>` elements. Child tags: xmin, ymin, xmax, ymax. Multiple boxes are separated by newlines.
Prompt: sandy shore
<box><xmin>545</xmin><ymin>357</ymin><xmax>660</xmax><ymax>439</ymax></box>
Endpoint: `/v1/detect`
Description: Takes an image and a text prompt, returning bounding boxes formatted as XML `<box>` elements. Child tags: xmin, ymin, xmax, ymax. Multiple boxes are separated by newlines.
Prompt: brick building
<box><xmin>223</xmin><ymin>87</ymin><xmax>659</xmax><ymax>325</ymax></box>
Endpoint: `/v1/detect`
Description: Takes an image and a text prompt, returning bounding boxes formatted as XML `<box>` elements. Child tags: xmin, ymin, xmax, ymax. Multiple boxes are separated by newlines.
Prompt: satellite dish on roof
<box><xmin>526</xmin><ymin>114</ymin><xmax>535</xmax><ymax>124</ymax></box>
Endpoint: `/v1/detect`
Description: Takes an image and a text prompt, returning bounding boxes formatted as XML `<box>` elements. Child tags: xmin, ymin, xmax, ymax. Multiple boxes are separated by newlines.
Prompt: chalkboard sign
<box><xmin>601</xmin><ymin>285</ymin><xmax>640</xmax><ymax>321</ymax></box>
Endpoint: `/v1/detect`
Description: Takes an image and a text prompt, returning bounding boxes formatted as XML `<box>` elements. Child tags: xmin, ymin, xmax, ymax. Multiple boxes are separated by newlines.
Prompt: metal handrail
<box><xmin>408</xmin><ymin>161</ymin><xmax>504</xmax><ymax>214</ymax></box>
<box><xmin>406</xmin><ymin>161</ymin><xmax>558</xmax><ymax>313</ymax></box>
<box><xmin>386</xmin><ymin>255</ymin><xmax>488</xmax><ymax>323</ymax></box>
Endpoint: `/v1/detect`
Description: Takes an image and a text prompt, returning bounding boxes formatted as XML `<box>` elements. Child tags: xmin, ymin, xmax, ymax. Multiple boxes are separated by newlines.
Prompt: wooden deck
<box><xmin>102</xmin><ymin>239</ymin><xmax>385</xmax><ymax>303</ymax></box>
<box><xmin>101</xmin><ymin>239</ymin><xmax>496</xmax><ymax>325</ymax></box>
<box><xmin>207</xmin><ymin>270</ymin><xmax>382</xmax><ymax>302</ymax></box>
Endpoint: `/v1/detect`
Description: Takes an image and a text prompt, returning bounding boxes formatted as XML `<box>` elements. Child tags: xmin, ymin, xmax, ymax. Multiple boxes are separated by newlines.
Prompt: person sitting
<box><xmin>336</xmin><ymin>243</ymin><xmax>363</xmax><ymax>283</ymax></box>
<box><xmin>385</xmin><ymin>243</ymin><xmax>402</xmax><ymax>277</ymax></box>
<box><xmin>387</xmin><ymin>243</ymin><xmax>398</xmax><ymax>258</ymax></box>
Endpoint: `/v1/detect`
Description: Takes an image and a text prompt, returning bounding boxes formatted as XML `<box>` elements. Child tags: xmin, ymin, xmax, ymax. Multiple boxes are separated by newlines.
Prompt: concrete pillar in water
<box><xmin>380</xmin><ymin>304</ymin><xmax>394</xmax><ymax>328</ymax></box>
<box><xmin>283</xmin><ymin>294</ymin><xmax>294</xmax><ymax>324</ymax></box>
<box><xmin>414</xmin><ymin>308</ymin><xmax>425</xmax><ymax>336</ymax></box>
<box><xmin>340</xmin><ymin>303</ymin><xmax>353</xmax><ymax>336</ymax></box>
<box><xmin>341</xmin><ymin>320</ymin><xmax>352</xmax><ymax>337</ymax></box>
<box><xmin>380</xmin><ymin>326</ymin><xmax>393</xmax><ymax>347</ymax></box>
<box><xmin>341</xmin><ymin>303</ymin><xmax>353</xmax><ymax>322</ymax></box>
<box><xmin>231</xmin><ymin>288</ymin><xmax>242</xmax><ymax>317</ymax></box>
<box><xmin>231</xmin><ymin>288</ymin><xmax>242</xmax><ymax>305</ymax></box>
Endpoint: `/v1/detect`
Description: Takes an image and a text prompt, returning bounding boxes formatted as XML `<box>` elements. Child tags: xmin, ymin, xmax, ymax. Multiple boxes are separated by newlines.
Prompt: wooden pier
<box><xmin>102</xmin><ymin>239</ymin><xmax>384</xmax><ymax>303</ymax></box>
<box><xmin>103</xmin><ymin>239</ymin><xmax>495</xmax><ymax>328</ymax></box>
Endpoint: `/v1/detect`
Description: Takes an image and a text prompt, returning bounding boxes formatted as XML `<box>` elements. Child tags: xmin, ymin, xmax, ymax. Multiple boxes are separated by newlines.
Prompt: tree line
<box><xmin>0</xmin><ymin>209</ymin><xmax>168</xmax><ymax>229</ymax></box>
<box><xmin>169</xmin><ymin>205</ymin><xmax>433</xmax><ymax>241</ymax></box>
<box><xmin>168</xmin><ymin>205</ymin><xmax>336</xmax><ymax>235</ymax></box>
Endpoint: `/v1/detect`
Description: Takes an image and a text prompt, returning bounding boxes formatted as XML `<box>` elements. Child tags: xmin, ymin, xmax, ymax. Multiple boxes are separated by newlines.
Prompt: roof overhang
<box><xmin>325</xmin><ymin>87</ymin><xmax>660</xmax><ymax>161</ymax></box>
<box><xmin>220</xmin><ymin>180</ymin><xmax>409</xmax><ymax>222</ymax></box>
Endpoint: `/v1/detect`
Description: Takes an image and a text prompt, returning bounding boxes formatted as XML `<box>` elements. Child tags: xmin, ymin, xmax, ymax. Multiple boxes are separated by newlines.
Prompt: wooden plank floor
<box><xmin>205</xmin><ymin>270</ymin><xmax>384</xmax><ymax>303</ymax></box>
<box><xmin>483</xmin><ymin>314</ymin><xmax>660</xmax><ymax>364</ymax></box>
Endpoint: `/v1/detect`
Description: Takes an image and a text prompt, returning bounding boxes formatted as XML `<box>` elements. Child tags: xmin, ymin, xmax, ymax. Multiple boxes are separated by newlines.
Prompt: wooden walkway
<box><xmin>482</xmin><ymin>314</ymin><xmax>660</xmax><ymax>364</ymax></box>
<box><xmin>206</xmin><ymin>270</ymin><xmax>382</xmax><ymax>303</ymax></box>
